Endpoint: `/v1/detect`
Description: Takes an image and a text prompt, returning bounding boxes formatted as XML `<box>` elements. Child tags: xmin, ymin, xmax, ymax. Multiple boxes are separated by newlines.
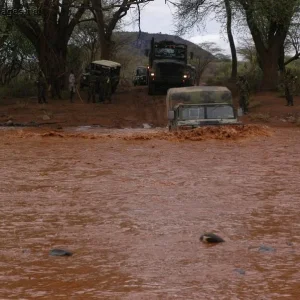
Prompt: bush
<box><xmin>277</xmin><ymin>68</ymin><xmax>300</xmax><ymax>96</ymax></box>
<box><xmin>0</xmin><ymin>77</ymin><xmax>37</xmax><ymax>98</ymax></box>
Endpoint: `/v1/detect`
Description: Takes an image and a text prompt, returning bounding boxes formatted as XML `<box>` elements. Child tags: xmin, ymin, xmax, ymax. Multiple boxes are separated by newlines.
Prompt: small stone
<box><xmin>234</xmin><ymin>268</ymin><xmax>246</xmax><ymax>275</ymax></box>
<box><xmin>258</xmin><ymin>245</ymin><xmax>276</xmax><ymax>253</ymax></box>
<box><xmin>49</xmin><ymin>249</ymin><xmax>73</xmax><ymax>256</ymax></box>
<box><xmin>200</xmin><ymin>233</ymin><xmax>225</xmax><ymax>243</ymax></box>
<box><xmin>143</xmin><ymin>123</ymin><xmax>151</xmax><ymax>129</ymax></box>
<box><xmin>42</xmin><ymin>115</ymin><xmax>51</xmax><ymax>121</ymax></box>
<box><xmin>6</xmin><ymin>120</ymin><xmax>13</xmax><ymax>126</ymax></box>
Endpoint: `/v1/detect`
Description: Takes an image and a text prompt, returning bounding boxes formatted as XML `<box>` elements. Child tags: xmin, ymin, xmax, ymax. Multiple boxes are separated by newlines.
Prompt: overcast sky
<box><xmin>124</xmin><ymin>0</ymin><xmax>232</xmax><ymax>54</ymax></box>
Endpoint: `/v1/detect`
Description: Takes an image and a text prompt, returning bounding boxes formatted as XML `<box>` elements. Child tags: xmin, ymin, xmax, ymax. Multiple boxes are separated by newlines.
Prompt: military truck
<box><xmin>133</xmin><ymin>66</ymin><xmax>148</xmax><ymax>86</ymax></box>
<box><xmin>147</xmin><ymin>38</ymin><xmax>195</xmax><ymax>95</ymax></box>
<box><xmin>166</xmin><ymin>86</ymin><xmax>243</xmax><ymax>130</ymax></box>
<box><xmin>80</xmin><ymin>60</ymin><xmax>121</xmax><ymax>94</ymax></box>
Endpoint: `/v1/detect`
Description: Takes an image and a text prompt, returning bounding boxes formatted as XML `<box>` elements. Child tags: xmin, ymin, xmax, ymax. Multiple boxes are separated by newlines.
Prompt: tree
<box><xmin>70</xmin><ymin>21</ymin><xmax>100</xmax><ymax>64</ymax></box>
<box><xmin>11</xmin><ymin>0</ymin><xmax>88</xmax><ymax>98</ymax></box>
<box><xmin>191</xmin><ymin>41</ymin><xmax>222</xmax><ymax>85</ymax></box>
<box><xmin>0</xmin><ymin>21</ymin><xmax>37</xmax><ymax>84</ymax></box>
<box><xmin>284</xmin><ymin>20</ymin><xmax>300</xmax><ymax>66</ymax></box>
<box><xmin>172</xmin><ymin>0</ymin><xmax>238</xmax><ymax>81</ymax></box>
<box><xmin>236</xmin><ymin>0</ymin><xmax>299</xmax><ymax>90</ymax></box>
<box><xmin>91</xmin><ymin>0</ymin><xmax>155</xmax><ymax>59</ymax></box>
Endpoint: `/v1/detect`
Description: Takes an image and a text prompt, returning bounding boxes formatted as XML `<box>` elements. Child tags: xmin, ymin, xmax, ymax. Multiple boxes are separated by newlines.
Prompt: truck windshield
<box><xmin>154</xmin><ymin>48</ymin><xmax>185</xmax><ymax>59</ymax></box>
<box><xmin>180</xmin><ymin>107</ymin><xmax>205</xmax><ymax>120</ymax></box>
<box><xmin>206</xmin><ymin>105</ymin><xmax>235</xmax><ymax>119</ymax></box>
<box><xmin>179</xmin><ymin>105</ymin><xmax>234</xmax><ymax>120</ymax></box>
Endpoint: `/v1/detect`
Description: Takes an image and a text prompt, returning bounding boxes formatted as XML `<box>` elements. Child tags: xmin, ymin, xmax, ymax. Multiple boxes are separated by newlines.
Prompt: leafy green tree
<box><xmin>172</xmin><ymin>0</ymin><xmax>238</xmax><ymax>81</ymax></box>
<box><xmin>10</xmin><ymin>0</ymin><xmax>88</xmax><ymax>97</ymax></box>
<box><xmin>236</xmin><ymin>0</ymin><xmax>299</xmax><ymax>89</ymax></box>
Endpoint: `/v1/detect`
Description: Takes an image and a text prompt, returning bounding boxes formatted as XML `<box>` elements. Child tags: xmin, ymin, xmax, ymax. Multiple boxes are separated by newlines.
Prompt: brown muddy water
<box><xmin>1</xmin><ymin>126</ymin><xmax>300</xmax><ymax>299</ymax></box>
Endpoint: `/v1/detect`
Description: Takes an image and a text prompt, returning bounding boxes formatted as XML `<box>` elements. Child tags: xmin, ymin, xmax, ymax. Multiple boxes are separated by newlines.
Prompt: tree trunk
<box><xmin>99</xmin><ymin>34</ymin><xmax>113</xmax><ymax>60</ymax></box>
<box><xmin>224</xmin><ymin>0</ymin><xmax>237</xmax><ymax>81</ymax></box>
<box><xmin>260</xmin><ymin>48</ymin><xmax>280</xmax><ymax>90</ymax></box>
<box><xmin>38</xmin><ymin>37</ymin><xmax>67</xmax><ymax>99</ymax></box>
<box><xmin>278</xmin><ymin>44</ymin><xmax>285</xmax><ymax>74</ymax></box>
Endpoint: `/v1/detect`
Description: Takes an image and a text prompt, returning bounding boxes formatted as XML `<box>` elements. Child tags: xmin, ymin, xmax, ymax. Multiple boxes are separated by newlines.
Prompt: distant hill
<box><xmin>114</xmin><ymin>31</ymin><xmax>213</xmax><ymax>59</ymax></box>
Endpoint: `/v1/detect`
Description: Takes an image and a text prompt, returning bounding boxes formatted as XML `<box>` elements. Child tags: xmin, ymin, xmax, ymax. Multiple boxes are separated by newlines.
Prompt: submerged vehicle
<box><xmin>80</xmin><ymin>60</ymin><xmax>121</xmax><ymax>94</ymax></box>
<box><xmin>133</xmin><ymin>66</ymin><xmax>148</xmax><ymax>86</ymax></box>
<box><xmin>147</xmin><ymin>38</ymin><xmax>195</xmax><ymax>95</ymax></box>
<box><xmin>166</xmin><ymin>86</ymin><xmax>243</xmax><ymax>130</ymax></box>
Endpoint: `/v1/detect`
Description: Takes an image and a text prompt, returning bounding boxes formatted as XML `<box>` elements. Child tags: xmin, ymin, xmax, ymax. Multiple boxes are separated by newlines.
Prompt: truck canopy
<box><xmin>166</xmin><ymin>86</ymin><xmax>233</xmax><ymax>111</ymax></box>
<box><xmin>91</xmin><ymin>60</ymin><xmax>121</xmax><ymax>68</ymax></box>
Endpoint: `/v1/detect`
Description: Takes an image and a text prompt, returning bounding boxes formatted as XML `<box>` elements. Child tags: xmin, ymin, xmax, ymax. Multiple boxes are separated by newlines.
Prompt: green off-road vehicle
<box><xmin>166</xmin><ymin>86</ymin><xmax>243</xmax><ymax>131</ymax></box>
<box><xmin>80</xmin><ymin>60</ymin><xmax>121</xmax><ymax>94</ymax></box>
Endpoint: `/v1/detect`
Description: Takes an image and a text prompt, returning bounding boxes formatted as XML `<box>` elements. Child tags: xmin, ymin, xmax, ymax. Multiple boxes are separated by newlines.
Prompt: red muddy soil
<box><xmin>0</xmin><ymin>87</ymin><xmax>300</xmax><ymax>128</ymax></box>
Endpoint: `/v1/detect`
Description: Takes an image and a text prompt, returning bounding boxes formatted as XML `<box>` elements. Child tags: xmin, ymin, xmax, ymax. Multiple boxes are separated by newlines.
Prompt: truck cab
<box><xmin>147</xmin><ymin>38</ymin><xmax>195</xmax><ymax>95</ymax></box>
<box><xmin>166</xmin><ymin>86</ymin><xmax>242</xmax><ymax>130</ymax></box>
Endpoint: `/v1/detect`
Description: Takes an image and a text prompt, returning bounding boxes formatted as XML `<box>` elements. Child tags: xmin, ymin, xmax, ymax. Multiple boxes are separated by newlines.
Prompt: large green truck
<box><xmin>166</xmin><ymin>86</ymin><xmax>243</xmax><ymax>130</ymax></box>
<box><xmin>147</xmin><ymin>38</ymin><xmax>195</xmax><ymax>95</ymax></box>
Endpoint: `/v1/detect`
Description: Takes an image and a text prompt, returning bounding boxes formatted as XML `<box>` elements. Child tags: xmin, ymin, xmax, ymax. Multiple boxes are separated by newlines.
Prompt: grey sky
<box><xmin>124</xmin><ymin>0</ymin><xmax>232</xmax><ymax>54</ymax></box>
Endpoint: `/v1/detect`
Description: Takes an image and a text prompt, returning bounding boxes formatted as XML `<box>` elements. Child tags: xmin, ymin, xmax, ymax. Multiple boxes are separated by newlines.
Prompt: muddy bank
<box><xmin>1</xmin><ymin>88</ymin><xmax>300</xmax><ymax>129</ymax></box>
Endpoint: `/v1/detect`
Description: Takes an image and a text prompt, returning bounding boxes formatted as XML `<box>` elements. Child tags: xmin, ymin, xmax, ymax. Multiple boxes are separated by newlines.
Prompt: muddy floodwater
<box><xmin>1</xmin><ymin>127</ymin><xmax>300</xmax><ymax>299</ymax></box>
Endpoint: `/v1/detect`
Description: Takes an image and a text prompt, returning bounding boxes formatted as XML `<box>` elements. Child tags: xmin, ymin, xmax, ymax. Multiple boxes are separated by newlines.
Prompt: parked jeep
<box><xmin>80</xmin><ymin>60</ymin><xmax>121</xmax><ymax>93</ymax></box>
<box><xmin>133</xmin><ymin>66</ymin><xmax>148</xmax><ymax>86</ymax></box>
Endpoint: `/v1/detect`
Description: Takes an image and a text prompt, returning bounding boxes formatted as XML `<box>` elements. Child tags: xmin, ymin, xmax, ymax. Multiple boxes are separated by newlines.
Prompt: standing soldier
<box><xmin>283</xmin><ymin>69</ymin><xmax>297</xmax><ymax>106</ymax></box>
<box><xmin>236</xmin><ymin>75</ymin><xmax>250</xmax><ymax>114</ymax></box>
<box><xmin>87</xmin><ymin>76</ymin><xmax>96</xmax><ymax>103</ymax></box>
<box><xmin>104</xmin><ymin>73</ymin><xmax>112</xmax><ymax>103</ymax></box>
<box><xmin>36</xmin><ymin>71</ymin><xmax>47</xmax><ymax>104</ymax></box>
<box><xmin>98</xmin><ymin>72</ymin><xmax>106</xmax><ymax>103</ymax></box>
<box><xmin>69</xmin><ymin>70</ymin><xmax>76</xmax><ymax>103</ymax></box>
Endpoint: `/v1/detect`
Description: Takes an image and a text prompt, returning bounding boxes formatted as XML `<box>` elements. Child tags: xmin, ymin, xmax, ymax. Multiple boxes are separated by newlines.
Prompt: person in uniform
<box><xmin>98</xmin><ymin>72</ymin><xmax>107</xmax><ymax>103</ymax></box>
<box><xmin>36</xmin><ymin>71</ymin><xmax>47</xmax><ymax>104</ymax></box>
<box><xmin>69</xmin><ymin>70</ymin><xmax>76</xmax><ymax>103</ymax></box>
<box><xmin>104</xmin><ymin>73</ymin><xmax>112</xmax><ymax>103</ymax></box>
<box><xmin>283</xmin><ymin>69</ymin><xmax>297</xmax><ymax>106</ymax></box>
<box><xmin>236</xmin><ymin>75</ymin><xmax>250</xmax><ymax>114</ymax></box>
<box><xmin>87</xmin><ymin>76</ymin><xmax>96</xmax><ymax>103</ymax></box>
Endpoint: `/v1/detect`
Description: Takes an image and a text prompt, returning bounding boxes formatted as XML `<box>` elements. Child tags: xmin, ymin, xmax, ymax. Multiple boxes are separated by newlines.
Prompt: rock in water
<box><xmin>258</xmin><ymin>245</ymin><xmax>276</xmax><ymax>253</ymax></box>
<box><xmin>49</xmin><ymin>249</ymin><xmax>73</xmax><ymax>256</ymax></box>
<box><xmin>200</xmin><ymin>233</ymin><xmax>225</xmax><ymax>243</ymax></box>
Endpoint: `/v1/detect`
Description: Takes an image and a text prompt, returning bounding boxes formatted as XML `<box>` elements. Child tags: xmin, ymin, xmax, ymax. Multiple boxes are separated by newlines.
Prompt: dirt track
<box><xmin>0</xmin><ymin>87</ymin><xmax>167</xmax><ymax>128</ymax></box>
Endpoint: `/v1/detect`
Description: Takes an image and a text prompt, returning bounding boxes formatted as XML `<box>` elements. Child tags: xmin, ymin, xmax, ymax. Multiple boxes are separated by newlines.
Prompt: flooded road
<box><xmin>1</xmin><ymin>127</ymin><xmax>300</xmax><ymax>299</ymax></box>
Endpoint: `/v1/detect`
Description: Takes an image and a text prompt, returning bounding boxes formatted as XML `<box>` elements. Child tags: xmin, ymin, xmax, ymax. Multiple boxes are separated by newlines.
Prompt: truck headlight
<box><xmin>183</xmin><ymin>74</ymin><xmax>188</xmax><ymax>79</ymax></box>
<box><xmin>150</xmin><ymin>73</ymin><xmax>155</xmax><ymax>77</ymax></box>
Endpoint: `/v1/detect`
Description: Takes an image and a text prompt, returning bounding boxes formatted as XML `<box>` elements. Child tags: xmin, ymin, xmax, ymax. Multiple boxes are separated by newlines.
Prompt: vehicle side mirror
<box><xmin>168</xmin><ymin>110</ymin><xmax>175</xmax><ymax>120</ymax></box>
<box><xmin>190</xmin><ymin>52</ymin><xmax>194</xmax><ymax>60</ymax></box>
<box><xmin>145</xmin><ymin>49</ymin><xmax>149</xmax><ymax>56</ymax></box>
<box><xmin>237</xmin><ymin>108</ymin><xmax>243</xmax><ymax>117</ymax></box>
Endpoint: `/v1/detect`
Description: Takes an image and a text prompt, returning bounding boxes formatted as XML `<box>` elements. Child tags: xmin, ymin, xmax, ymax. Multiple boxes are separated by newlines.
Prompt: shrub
<box><xmin>0</xmin><ymin>77</ymin><xmax>37</xmax><ymax>98</ymax></box>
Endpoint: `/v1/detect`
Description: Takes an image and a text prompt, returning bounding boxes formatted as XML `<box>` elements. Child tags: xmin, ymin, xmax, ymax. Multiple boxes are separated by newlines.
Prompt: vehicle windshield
<box><xmin>154</xmin><ymin>47</ymin><xmax>186</xmax><ymax>59</ymax></box>
<box><xmin>206</xmin><ymin>105</ymin><xmax>235</xmax><ymax>119</ymax></box>
<box><xmin>179</xmin><ymin>105</ymin><xmax>235</xmax><ymax>120</ymax></box>
<box><xmin>137</xmin><ymin>68</ymin><xmax>147</xmax><ymax>76</ymax></box>
<box><xmin>180</xmin><ymin>106</ymin><xmax>205</xmax><ymax>120</ymax></box>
